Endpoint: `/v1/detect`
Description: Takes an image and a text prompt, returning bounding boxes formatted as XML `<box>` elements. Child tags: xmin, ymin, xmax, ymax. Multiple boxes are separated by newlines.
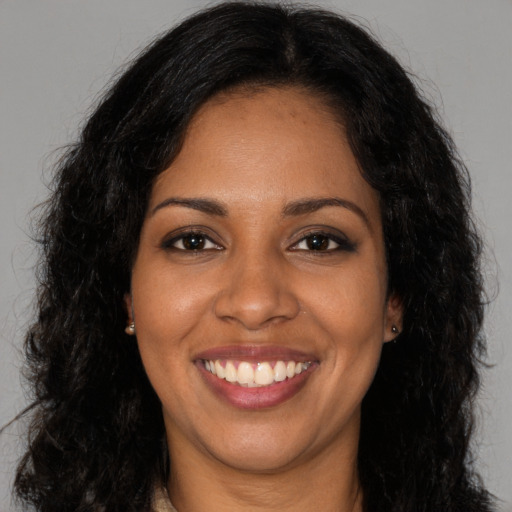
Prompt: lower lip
<box><xmin>196</xmin><ymin>362</ymin><xmax>317</xmax><ymax>410</ymax></box>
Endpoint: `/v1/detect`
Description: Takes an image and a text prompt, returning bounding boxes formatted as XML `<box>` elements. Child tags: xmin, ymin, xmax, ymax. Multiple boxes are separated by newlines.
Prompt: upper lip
<box><xmin>194</xmin><ymin>345</ymin><xmax>318</xmax><ymax>362</ymax></box>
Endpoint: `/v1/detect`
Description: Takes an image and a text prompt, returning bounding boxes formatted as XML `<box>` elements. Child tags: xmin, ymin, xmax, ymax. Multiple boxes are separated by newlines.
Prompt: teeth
<box><xmin>254</xmin><ymin>362</ymin><xmax>273</xmax><ymax>386</ymax></box>
<box><xmin>274</xmin><ymin>361</ymin><xmax>287</xmax><ymax>382</ymax></box>
<box><xmin>286</xmin><ymin>361</ymin><xmax>296</xmax><ymax>378</ymax></box>
<box><xmin>215</xmin><ymin>360</ymin><xmax>225</xmax><ymax>379</ymax></box>
<box><xmin>225</xmin><ymin>361</ymin><xmax>237</xmax><ymax>383</ymax></box>
<box><xmin>204</xmin><ymin>359</ymin><xmax>312</xmax><ymax>387</ymax></box>
<box><xmin>237</xmin><ymin>362</ymin><xmax>254</xmax><ymax>385</ymax></box>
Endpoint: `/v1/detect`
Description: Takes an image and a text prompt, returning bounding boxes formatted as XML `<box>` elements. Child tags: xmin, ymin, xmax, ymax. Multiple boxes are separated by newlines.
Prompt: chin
<box><xmin>208</xmin><ymin>434</ymin><xmax>309</xmax><ymax>473</ymax></box>
<box><xmin>199</xmin><ymin>410</ymin><xmax>359</xmax><ymax>474</ymax></box>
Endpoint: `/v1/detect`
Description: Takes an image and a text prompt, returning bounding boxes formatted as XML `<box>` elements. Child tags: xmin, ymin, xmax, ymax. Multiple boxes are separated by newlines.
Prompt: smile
<box><xmin>203</xmin><ymin>359</ymin><xmax>313</xmax><ymax>387</ymax></box>
<box><xmin>195</xmin><ymin>346</ymin><xmax>318</xmax><ymax>409</ymax></box>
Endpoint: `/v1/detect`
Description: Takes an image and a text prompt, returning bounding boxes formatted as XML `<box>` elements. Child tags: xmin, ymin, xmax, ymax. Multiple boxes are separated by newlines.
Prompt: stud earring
<box><xmin>391</xmin><ymin>325</ymin><xmax>399</xmax><ymax>334</ymax></box>
<box><xmin>125</xmin><ymin>322</ymin><xmax>135</xmax><ymax>335</ymax></box>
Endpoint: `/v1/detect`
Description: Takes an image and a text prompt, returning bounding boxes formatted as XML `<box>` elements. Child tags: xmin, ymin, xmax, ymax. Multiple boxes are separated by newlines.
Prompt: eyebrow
<box><xmin>151</xmin><ymin>197</ymin><xmax>228</xmax><ymax>217</ymax></box>
<box><xmin>151</xmin><ymin>196</ymin><xmax>369</xmax><ymax>226</ymax></box>
<box><xmin>282</xmin><ymin>197</ymin><xmax>370</xmax><ymax>227</ymax></box>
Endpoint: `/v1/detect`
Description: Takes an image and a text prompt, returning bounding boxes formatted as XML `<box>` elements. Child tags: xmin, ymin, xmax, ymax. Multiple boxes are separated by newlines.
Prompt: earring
<box><xmin>391</xmin><ymin>325</ymin><xmax>400</xmax><ymax>335</ymax></box>
<box><xmin>125</xmin><ymin>322</ymin><xmax>135</xmax><ymax>335</ymax></box>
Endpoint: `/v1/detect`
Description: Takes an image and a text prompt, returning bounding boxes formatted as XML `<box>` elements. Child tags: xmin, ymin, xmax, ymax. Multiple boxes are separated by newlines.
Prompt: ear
<box><xmin>383</xmin><ymin>293</ymin><xmax>403</xmax><ymax>343</ymax></box>
<box><xmin>124</xmin><ymin>293</ymin><xmax>134</xmax><ymax>324</ymax></box>
<box><xmin>124</xmin><ymin>293</ymin><xmax>136</xmax><ymax>336</ymax></box>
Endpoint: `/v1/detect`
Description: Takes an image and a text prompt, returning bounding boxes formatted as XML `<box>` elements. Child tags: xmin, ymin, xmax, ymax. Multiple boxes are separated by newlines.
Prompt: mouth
<box><xmin>202</xmin><ymin>359</ymin><xmax>313</xmax><ymax>387</ymax></box>
<box><xmin>194</xmin><ymin>346</ymin><xmax>318</xmax><ymax>409</ymax></box>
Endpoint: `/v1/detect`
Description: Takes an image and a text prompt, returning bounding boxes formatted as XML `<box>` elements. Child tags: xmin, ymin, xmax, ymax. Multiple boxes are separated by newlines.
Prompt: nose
<box><xmin>213</xmin><ymin>252</ymin><xmax>300</xmax><ymax>330</ymax></box>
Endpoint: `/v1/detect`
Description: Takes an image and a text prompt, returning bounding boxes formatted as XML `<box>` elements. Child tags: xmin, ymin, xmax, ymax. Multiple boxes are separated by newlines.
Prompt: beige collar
<box><xmin>152</xmin><ymin>484</ymin><xmax>178</xmax><ymax>512</ymax></box>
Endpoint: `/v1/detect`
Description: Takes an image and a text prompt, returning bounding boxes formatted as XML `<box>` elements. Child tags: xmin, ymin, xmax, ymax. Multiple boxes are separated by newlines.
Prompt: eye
<box><xmin>162</xmin><ymin>231</ymin><xmax>221</xmax><ymax>251</ymax></box>
<box><xmin>291</xmin><ymin>231</ymin><xmax>356</xmax><ymax>253</ymax></box>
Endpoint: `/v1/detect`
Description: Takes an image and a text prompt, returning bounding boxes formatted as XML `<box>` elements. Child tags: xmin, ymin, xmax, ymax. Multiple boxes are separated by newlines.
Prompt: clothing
<box><xmin>152</xmin><ymin>485</ymin><xmax>178</xmax><ymax>512</ymax></box>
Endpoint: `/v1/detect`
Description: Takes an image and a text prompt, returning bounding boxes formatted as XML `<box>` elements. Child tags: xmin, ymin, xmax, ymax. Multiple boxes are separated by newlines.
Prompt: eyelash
<box><xmin>291</xmin><ymin>231</ymin><xmax>356</xmax><ymax>254</ymax></box>
<box><xmin>161</xmin><ymin>230</ymin><xmax>222</xmax><ymax>252</ymax></box>
<box><xmin>161</xmin><ymin>229</ymin><xmax>356</xmax><ymax>254</ymax></box>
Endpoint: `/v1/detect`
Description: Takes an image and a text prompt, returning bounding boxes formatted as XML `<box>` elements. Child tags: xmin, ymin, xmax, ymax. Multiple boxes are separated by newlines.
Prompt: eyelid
<box><xmin>173</xmin><ymin>236</ymin><xmax>219</xmax><ymax>251</ymax></box>
<box><xmin>160</xmin><ymin>226</ymin><xmax>224</xmax><ymax>251</ymax></box>
<box><xmin>289</xmin><ymin>228</ymin><xmax>356</xmax><ymax>253</ymax></box>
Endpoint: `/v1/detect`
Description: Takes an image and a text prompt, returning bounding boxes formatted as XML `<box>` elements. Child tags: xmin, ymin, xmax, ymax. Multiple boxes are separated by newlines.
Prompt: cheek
<box><xmin>131</xmin><ymin>266</ymin><xmax>208</xmax><ymax>406</ymax></box>
<box><xmin>132</xmin><ymin>260</ymin><xmax>213</xmax><ymax>351</ymax></box>
<box><xmin>302</xmin><ymin>261</ymin><xmax>387</xmax><ymax>338</ymax></box>
<box><xmin>301</xmin><ymin>261</ymin><xmax>386</xmax><ymax>390</ymax></box>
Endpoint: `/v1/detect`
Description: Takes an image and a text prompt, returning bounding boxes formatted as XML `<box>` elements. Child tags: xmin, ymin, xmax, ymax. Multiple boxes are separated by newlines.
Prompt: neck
<box><xmin>166</xmin><ymin>428</ymin><xmax>363</xmax><ymax>512</ymax></box>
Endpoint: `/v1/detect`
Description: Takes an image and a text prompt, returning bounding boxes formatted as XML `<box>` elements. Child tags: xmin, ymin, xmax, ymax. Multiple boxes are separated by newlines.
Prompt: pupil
<box><xmin>307</xmin><ymin>235</ymin><xmax>329</xmax><ymax>250</ymax></box>
<box><xmin>183</xmin><ymin>234</ymin><xmax>204</xmax><ymax>250</ymax></box>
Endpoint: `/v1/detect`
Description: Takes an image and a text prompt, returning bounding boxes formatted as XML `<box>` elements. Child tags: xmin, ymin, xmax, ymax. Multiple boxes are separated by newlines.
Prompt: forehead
<box><xmin>186</xmin><ymin>85</ymin><xmax>345</xmax><ymax>158</ymax></box>
<box><xmin>150</xmin><ymin>86</ymin><xmax>381</xmax><ymax>228</ymax></box>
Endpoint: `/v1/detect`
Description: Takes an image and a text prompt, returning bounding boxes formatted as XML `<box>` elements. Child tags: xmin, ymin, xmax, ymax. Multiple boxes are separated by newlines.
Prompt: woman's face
<box><xmin>129</xmin><ymin>87</ymin><xmax>401</xmax><ymax>474</ymax></box>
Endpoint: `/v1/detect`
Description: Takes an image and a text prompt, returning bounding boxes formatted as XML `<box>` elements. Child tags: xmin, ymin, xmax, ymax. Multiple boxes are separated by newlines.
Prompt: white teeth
<box><xmin>215</xmin><ymin>360</ymin><xmax>225</xmax><ymax>379</ymax></box>
<box><xmin>274</xmin><ymin>361</ymin><xmax>287</xmax><ymax>382</ymax></box>
<box><xmin>237</xmin><ymin>362</ymin><xmax>254</xmax><ymax>384</ymax></box>
<box><xmin>204</xmin><ymin>359</ymin><xmax>312</xmax><ymax>387</ymax></box>
<box><xmin>254</xmin><ymin>362</ymin><xmax>274</xmax><ymax>386</ymax></box>
<box><xmin>286</xmin><ymin>361</ymin><xmax>296</xmax><ymax>378</ymax></box>
<box><xmin>225</xmin><ymin>361</ymin><xmax>237</xmax><ymax>382</ymax></box>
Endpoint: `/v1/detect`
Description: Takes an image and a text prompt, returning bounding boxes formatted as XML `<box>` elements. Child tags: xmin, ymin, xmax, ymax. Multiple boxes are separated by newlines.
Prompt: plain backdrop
<box><xmin>1</xmin><ymin>0</ymin><xmax>511</xmax><ymax>510</ymax></box>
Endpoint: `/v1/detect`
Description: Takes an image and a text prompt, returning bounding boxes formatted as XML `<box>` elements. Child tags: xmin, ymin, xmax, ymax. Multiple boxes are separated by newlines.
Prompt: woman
<box><xmin>12</xmin><ymin>2</ymin><xmax>494</xmax><ymax>511</ymax></box>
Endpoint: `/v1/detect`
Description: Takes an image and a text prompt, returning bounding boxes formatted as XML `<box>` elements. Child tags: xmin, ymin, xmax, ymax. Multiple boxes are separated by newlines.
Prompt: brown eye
<box><xmin>181</xmin><ymin>233</ymin><xmax>206</xmax><ymax>250</ymax></box>
<box><xmin>292</xmin><ymin>231</ymin><xmax>357</xmax><ymax>253</ymax></box>
<box><xmin>305</xmin><ymin>234</ymin><xmax>330</xmax><ymax>251</ymax></box>
<box><xmin>162</xmin><ymin>231</ymin><xmax>221</xmax><ymax>251</ymax></box>
<box><xmin>296</xmin><ymin>233</ymin><xmax>338</xmax><ymax>251</ymax></box>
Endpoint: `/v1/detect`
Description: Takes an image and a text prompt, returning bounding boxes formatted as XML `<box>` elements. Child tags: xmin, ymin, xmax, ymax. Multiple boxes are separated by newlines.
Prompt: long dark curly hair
<box><xmin>13</xmin><ymin>2</ymin><xmax>493</xmax><ymax>511</ymax></box>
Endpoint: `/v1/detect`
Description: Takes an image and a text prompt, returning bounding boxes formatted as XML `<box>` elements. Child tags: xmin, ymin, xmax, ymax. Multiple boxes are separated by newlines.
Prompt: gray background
<box><xmin>1</xmin><ymin>0</ymin><xmax>510</xmax><ymax>510</ymax></box>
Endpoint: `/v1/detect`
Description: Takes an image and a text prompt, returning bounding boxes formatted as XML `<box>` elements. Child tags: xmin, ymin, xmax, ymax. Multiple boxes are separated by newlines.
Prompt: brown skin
<box><xmin>127</xmin><ymin>87</ymin><xmax>402</xmax><ymax>512</ymax></box>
